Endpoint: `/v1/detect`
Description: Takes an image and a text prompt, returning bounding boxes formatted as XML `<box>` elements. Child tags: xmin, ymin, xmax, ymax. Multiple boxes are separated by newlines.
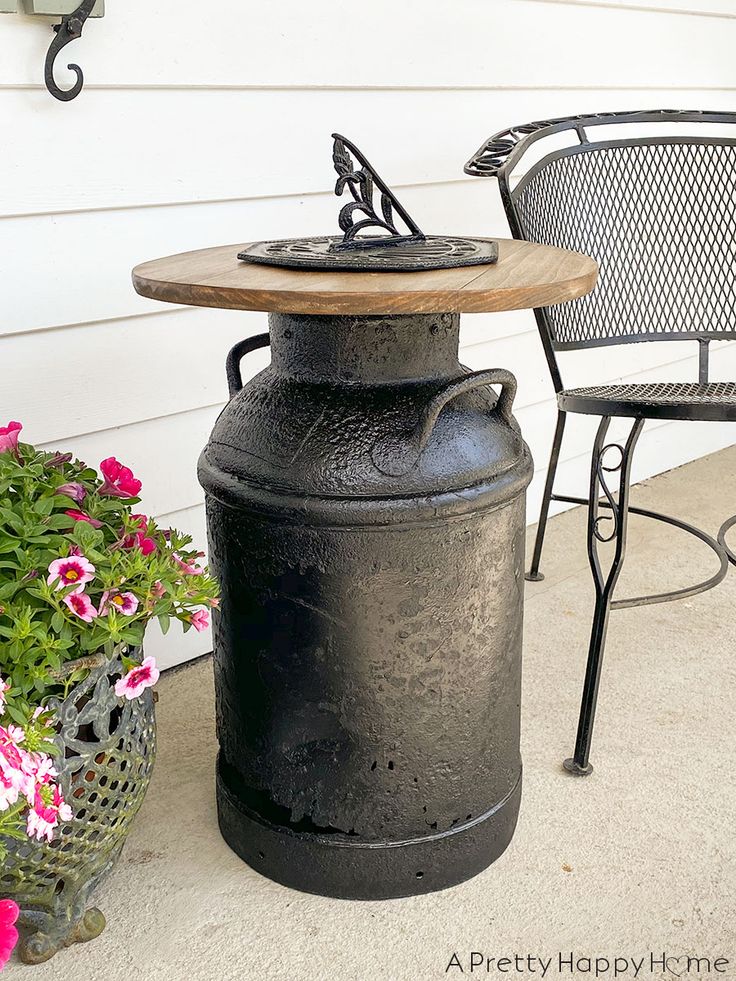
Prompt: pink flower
<box><xmin>63</xmin><ymin>592</ymin><xmax>98</xmax><ymax>623</ymax></box>
<box><xmin>56</xmin><ymin>482</ymin><xmax>87</xmax><ymax>504</ymax></box>
<box><xmin>150</xmin><ymin>581</ymin><xmax>166</xmax><ymax>599</ymax></box>
<box><xmin>100</xmin><ymin>590</ymin><xmax>139</xmax><ymax>616</ymax></box>
<box><xmin>0</xmin><ymin>726</ymin><xmax>33</xmax><ymax>808</ymax></box>
<box><xmin>22</xmin><ymin>751</ymin><xmax>57</xmax><ymax>789</ymax></box>
<box><xmin>26</xmin><ymin>783</ymin><xmax>72</xmax><ymax>843</ymax></box>
<box><xmin>0</xmin><ymin>678</ymin><xmax>8</xmax><ymax>714</ymax></box>
<box><xmin>174</xmin><ymin>553</ymin><xmax>204</xmax><ymax>575</ymax></box>
<box><xmin>0</xmin><ymin>726</ymin><xmax>24</xmax><ymax>749</ymax></box>
<box><xmin>65</xmin><ymin>509</ymin><xmax>103</xmax><ymax>529</ymax></box>
<box><xmin>139</xmin><ymin>536</ymin><xmax>156</xmax><ymax>556</ymax></box>
<box><xmin>0</xmin><ymin>421</ymin><xmax>22</xmax><ymax>457</ymax></box>
<box><xmin>122</xmin><ymin>515</ymin><xmax>157</xmax><ymax>556</ymax></box>
<box><xmin>0</xmin><ymin>768</ymin><xmax>19</xmax><ymax>811</ymax></box>
<box><xmin>47</xmin><ymin>555</ymin><xmax>95</xmax><ymax>593</ymax></box>
<box><xmin>114</xmin><ymin>657</ymin><xmax>160</xmax><ymax>701</ymax></box>
<box><xmin>99</xmin><ymin>457</ymin><xmax>142</xmax><ymax>499</ymax></box>
<box><xmin>190</xmin><ymin>609</ymin><xmax>210</xmax><ymax>633</ymax></box>
<box><xmin>0</xmin><ymin>900</ymin><xmax>19</xmax><ymax>970</ymax></box>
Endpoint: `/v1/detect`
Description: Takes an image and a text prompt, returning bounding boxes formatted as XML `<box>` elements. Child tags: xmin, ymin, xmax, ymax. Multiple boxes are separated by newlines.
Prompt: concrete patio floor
<box><xmin>10</xmin><ymin>446</ymin><xmax>736</xmax><ymax>981</ymax></box>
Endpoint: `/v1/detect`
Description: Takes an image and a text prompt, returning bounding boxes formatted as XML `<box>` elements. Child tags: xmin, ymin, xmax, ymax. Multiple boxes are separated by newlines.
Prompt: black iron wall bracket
<box><xmin>44</xmin><ymin>0</ymin><xmax>96</xmax><ymax>102</ymax></box>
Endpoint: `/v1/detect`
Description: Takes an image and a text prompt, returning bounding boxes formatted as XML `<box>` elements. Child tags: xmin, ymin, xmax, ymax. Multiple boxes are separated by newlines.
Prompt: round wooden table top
<box><xmin>132</xmin><ymin>239</ymin><xmax>597</xmax><ymax>316</ymax></box>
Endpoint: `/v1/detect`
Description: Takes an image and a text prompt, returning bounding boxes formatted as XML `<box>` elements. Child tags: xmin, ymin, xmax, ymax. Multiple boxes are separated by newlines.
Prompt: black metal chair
<box><xmin>465</xmin><ymin>110</ymin><xmax>736</xmax><ymax>776</ymax></box>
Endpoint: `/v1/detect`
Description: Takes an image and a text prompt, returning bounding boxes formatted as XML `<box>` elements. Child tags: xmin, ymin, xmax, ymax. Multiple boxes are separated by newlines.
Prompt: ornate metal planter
<box><xmin>0</xmin><ymin>653</ymin><xmax>156</xmax><ymax>964</ymax></box>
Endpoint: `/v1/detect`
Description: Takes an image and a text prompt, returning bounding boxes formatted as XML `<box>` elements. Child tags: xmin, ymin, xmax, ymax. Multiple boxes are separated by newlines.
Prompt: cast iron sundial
<box><xmin>239</xmin><ymin>134</ymin><xmax>499</xmax><ymax>272</ymax></box>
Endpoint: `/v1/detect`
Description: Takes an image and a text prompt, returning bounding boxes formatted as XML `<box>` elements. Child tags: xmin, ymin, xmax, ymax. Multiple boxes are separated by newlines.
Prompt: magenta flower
<box><xmin>99</xmin><ymin>457</ymin><xmax>142</xmax><ymax>499</ymax></box>
<box><xmin>190</xmin><ymin>609</ymin><xmax>210</xmax><ymax>633</ymax></box>
<box><xmin>26</xmin><ymin>783</ymin><xmax>72</xmax><ymax>843</ymax></box>
<box><xmin>56</xmin><ymin>482</ymin><xmax>87</xmax><ymax>504</ymax></box>
<box><xmin>122</xmin><ymin>514</ymin><xmax>157</xmax><ymax>556</ymax></box>
<box><xmin>47</xmin><ymin>555</ymin><xmax>95</xmax><ymax>593</ymax></box>
<box><xmin>100</xmin><ymin>590</ymin><xmax>139</xmax><ymax>616</ymax></box>
<box><xmin>114</xmin><ymin>657</ymin><xmax>160</xmax><ymax>701</ymax></box>
<box><xmin>63</xmin><ymin>592</ymin><xmax>98</xmax><ymax>623</ymax></box>
<box><xmin>65</xmin><ymin>509</ymin><xmax>103</xmax><ymax>529</ymax></box>
<box><xmin>0</xmin><ymin>900</ymin><xmax>19</xmax><ymax>970</ymax></box>
<box><xmin>0</xmin><ymin>421</ymin><xmax>22</xmax><ymax>457</ymax></box>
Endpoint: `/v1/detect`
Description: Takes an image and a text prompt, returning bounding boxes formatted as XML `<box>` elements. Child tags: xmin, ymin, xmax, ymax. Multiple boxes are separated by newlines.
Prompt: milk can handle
<box><xmin>225</xmin><ymin>333</ymin><xmax>271</xmax><ymax>398</ymax></box>
<box><xmin>371</xmin><ymin>369</ymin><xmax>518</xmax><ymax>477</ymax></box>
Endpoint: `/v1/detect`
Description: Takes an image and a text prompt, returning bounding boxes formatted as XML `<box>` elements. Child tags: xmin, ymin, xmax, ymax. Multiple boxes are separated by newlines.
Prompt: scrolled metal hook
<box><xmin>44</xmin><ymin>0</ymin><xmax>97</xmax><ymax>102</ymax></box>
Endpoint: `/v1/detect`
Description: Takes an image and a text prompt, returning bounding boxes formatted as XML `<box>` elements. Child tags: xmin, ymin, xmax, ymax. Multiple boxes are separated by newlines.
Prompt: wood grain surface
<box><xmin>132</xmin><ymin>239</ymin><xmax>598</xmax><ymax>316</ymax></box>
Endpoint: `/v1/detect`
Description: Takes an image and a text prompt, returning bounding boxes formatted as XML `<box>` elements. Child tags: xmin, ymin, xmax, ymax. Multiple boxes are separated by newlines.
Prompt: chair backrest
<box><xmin>465</xmin><ymin>110</ymin><xmax>736</xmax><ymax>387</ymax></box>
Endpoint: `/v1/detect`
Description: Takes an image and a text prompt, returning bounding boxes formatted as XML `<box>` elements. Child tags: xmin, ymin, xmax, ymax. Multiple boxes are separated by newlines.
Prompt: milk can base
<box><xmin>216</xmin><ymin>766</ymin><xmax>522</xmax><ymax>900</ymax></box>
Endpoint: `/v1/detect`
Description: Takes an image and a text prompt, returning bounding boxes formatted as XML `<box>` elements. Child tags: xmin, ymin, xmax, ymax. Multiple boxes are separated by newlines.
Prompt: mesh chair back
<box><xmin>467</xmin><ymin>112</ymin><xmax>736</xmax><ymax>353</ymax></box>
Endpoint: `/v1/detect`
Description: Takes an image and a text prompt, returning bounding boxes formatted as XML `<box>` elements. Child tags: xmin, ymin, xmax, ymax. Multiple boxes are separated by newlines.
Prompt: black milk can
<box><xmin>198</xmin><ymin>310</ymin><xmax>533</xmax><ymax>899</ymax></box>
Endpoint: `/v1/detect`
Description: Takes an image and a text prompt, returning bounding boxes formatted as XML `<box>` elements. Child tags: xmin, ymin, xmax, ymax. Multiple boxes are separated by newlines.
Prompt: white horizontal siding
<box><xmin>8</xmin><ymin>87</ymin><xmax>736</xmax><ymax>219</ymax></box>
<box><xmin>2</xmin><ymin>0</ymin><xmax>736</xmax><ymax>88</ymax></box>
<box><xmin>1</xmin><ymin>0</ymin><xmax>734</xmax><ymax>667</ymax></box>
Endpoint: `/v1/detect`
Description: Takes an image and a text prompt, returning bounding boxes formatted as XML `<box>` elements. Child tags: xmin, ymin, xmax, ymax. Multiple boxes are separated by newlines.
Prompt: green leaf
<box><xmin>35</xmin><ymin>496</ymin><xmax>54</xmax><ymax>516</ymax></box>
<box><xmin>0</xmin><ymin>508</ymin><xmax>24</xmax><ymax>534</ymax></box>
<box><xmin>72</xmin><ymin>522</ymin><xmax>104</xmax><ymax>550</ymax></box>
<box><xmin>0</xmin><ymin>581</ymin><xmax>21</xmax><ymax>600</ymax></box>
<box><xmin>46</xmin><ymin>513</ymin><xmax>76</xmax><ymax>530</ymax></box>
<box><xmin>5</xmin><ymin>704</ymin><xmax>27</xmax><ymax>726</ymax></box>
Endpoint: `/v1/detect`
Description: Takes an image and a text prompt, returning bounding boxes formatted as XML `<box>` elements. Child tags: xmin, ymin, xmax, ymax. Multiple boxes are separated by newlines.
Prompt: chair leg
<box><xmin>526</xmin><ymin>410</ymin><xmax>567</xmax><ymax>582</ymax></box>
<box><xmin>563</xmin><ymin>416</ymin><xmax>645</xmax><ymax>777</ymax></box>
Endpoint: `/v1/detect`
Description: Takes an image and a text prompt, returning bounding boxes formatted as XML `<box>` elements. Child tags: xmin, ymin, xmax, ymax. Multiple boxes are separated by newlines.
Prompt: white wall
<box><xmin>1</xmin><ymin>0</ymin><xmax>734</xmax><ymax>668</ymax></box>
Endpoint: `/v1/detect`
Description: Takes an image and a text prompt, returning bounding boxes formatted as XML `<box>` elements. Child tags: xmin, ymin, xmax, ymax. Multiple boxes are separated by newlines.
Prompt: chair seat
<box><xmin>558</xmin><ymin>381</ymin><xmax>736</xmax><ymax>422</ymax></box>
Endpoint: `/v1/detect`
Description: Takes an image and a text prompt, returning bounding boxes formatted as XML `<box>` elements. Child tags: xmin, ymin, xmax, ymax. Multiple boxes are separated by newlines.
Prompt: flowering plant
<box><xmin>0</xmin><ymin>422</ymin><xmax>218</xmax><ymax>878</ymax></box>
<box><xmin>0</xmin><ymin>687</ymin><xmax>66</xmax><ymax>863</ymax></box>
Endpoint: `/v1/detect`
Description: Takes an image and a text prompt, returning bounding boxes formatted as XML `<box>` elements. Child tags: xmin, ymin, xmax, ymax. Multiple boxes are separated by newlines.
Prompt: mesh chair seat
<box><xmin>558</xmin><ymin>380</ymin><xmax>736</xmax><ymax>422</ymax></box>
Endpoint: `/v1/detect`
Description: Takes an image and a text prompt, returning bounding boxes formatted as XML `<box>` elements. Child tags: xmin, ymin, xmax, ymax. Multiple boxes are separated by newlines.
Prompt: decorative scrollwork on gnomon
<box><xmin>330</xmin><ymin>133</ymin><xmax>424</xmax><ymax>251</ymax></box>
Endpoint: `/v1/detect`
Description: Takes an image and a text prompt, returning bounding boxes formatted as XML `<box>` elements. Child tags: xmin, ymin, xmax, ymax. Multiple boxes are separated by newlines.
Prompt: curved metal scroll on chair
<box><xmin>553</xmin><ymin>495</ymin><xmax>730</xmax><ymax>608</ymax></box>
<box><xmin>45</xmin><ymin>0</ymin><xmax>97</xmax><ymax>102</ymax></box>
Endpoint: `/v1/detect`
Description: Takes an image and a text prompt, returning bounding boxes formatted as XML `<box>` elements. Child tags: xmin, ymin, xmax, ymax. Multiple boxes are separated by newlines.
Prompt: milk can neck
<box><xmin>268</xmin><ymin>312</ymin><xmax>462</xmax><ymax>385</ymax></box>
